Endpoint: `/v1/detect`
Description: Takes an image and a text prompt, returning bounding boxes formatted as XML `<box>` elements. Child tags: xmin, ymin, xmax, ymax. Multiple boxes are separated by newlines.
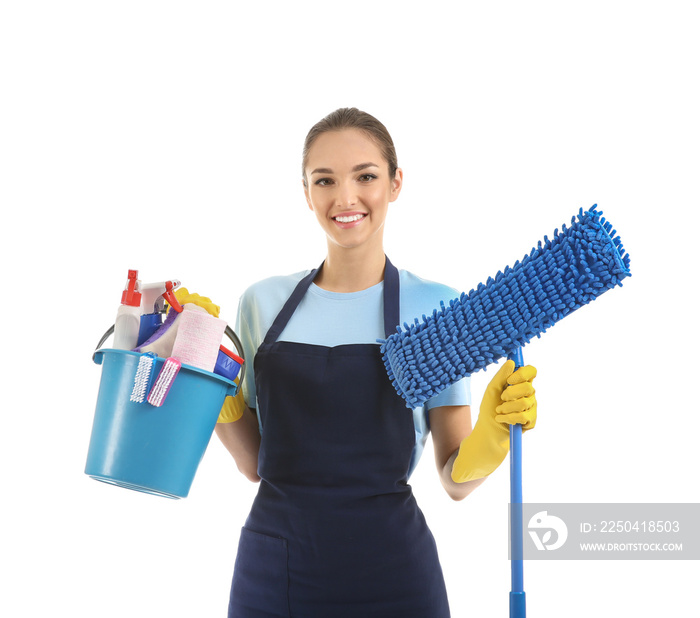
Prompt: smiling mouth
<box><xmin>333</xmin><ymin>214</ymin><xmax>366</xmax><ymax>223</ymax></box>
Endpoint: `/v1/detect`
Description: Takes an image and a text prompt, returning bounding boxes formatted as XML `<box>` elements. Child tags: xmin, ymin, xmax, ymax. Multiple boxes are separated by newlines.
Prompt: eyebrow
<box><xmin>310</xmin><ymin>162</ymin><xmax>380</xmax><ymax>175</ymax></box>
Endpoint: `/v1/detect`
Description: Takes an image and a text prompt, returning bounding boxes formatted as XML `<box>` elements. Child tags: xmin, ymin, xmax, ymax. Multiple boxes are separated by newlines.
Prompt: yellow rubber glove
<box><xmin>171</xmin><ymin>287</ymin><xmax>220</xmax><ymax>318</ymax></box>
<box><xmin>451</xmin><ymin>360</ymin><xmax>537</xmax><ymax>483</ymax></box>
<box><xmin>217</xmin><ymin>380</ymin><xmax>246</xmax><ymax>423</ymax></box>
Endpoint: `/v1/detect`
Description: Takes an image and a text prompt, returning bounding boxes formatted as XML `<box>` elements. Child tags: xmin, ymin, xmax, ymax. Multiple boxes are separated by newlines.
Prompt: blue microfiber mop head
<box><xmin>381</xmin><ymin>205</ymin><xmax>631</xmax><ymax>408</ymax></box>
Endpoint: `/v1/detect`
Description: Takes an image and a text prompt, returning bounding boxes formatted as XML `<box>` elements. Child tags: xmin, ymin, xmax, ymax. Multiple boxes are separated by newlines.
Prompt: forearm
<box><xmin>215</xmin><ymin>407</ymin><xmax>261</xmax><ymax>482</ymax></box>
<box><xmin>439</xmin><ymin>448</ymin><xmax>488</xmax><ymax>501</ymax></box>
<box><xmin>430</xmin><ymin>405</ymin><xmax>487</xmax><ymax>500</ymax></box>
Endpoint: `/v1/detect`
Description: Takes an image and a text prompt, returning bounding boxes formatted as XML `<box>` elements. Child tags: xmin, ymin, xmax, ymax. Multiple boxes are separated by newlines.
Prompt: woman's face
<box><xmin>303</xmin><ymin>129</ymin><xmax>402</xmax><ymax>253</ymax></box>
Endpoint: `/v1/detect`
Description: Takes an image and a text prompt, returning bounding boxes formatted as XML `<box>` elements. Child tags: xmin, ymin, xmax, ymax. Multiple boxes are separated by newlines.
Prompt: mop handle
<box><xmin>509</xmin><ymin>348</ymin><xmax>526</xmax><ymax>618</ymax></box>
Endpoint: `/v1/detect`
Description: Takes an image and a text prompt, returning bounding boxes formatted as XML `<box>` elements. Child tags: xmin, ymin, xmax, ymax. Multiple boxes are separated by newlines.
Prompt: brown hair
<box><xmin>302</xmin><ymin>107</ymin><xmax>398</xmax><ymax>187</ymax></box>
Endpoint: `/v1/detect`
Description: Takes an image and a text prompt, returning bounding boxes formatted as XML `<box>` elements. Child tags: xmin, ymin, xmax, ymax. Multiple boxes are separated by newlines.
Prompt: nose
<box><xmin>335</xmin><ymin>180</ymin><xmax>357</xmax><ymax>209</ymax></box>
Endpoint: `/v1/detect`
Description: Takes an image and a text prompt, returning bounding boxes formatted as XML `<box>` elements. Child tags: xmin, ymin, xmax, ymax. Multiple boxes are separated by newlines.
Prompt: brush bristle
<box><xmin>381</xmin><ymin>205</ymin><xmax>631</xmax><ymax>408</ymax></box>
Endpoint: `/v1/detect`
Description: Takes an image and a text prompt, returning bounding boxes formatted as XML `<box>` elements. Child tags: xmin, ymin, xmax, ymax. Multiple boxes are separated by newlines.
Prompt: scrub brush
<box><xmin>130</xmin><ymin>352</ymin><xmax>157</xmax><ymax>403</ymax></box>
<box><xmin>147</xmin><ymin>358</ymin><xmax>182</xmax><ymax>407</ymax></box>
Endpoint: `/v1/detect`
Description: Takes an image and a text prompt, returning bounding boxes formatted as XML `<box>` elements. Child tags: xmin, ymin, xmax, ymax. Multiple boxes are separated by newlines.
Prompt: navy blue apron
<box><xmin>229</xmin><ymin>257</ymin><xmax>450</xmax><ymax>618</ymax></box>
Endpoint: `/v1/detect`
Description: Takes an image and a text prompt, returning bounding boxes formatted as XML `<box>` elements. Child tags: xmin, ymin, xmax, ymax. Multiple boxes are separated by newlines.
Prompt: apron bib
<box><xmin>229</xmin><ymin>258</ymin><xmax>450</xmax><ymax>618</ymax></box>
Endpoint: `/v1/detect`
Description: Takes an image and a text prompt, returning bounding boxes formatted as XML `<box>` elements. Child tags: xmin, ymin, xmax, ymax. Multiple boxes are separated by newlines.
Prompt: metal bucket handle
<box><xmin>93</xmin><ymin>323</ymin><xmax>247</xmax><ymax>390</ymax></box>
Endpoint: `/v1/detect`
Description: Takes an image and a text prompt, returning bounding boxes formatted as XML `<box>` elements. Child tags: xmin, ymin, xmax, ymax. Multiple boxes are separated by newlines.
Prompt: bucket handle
<box><xmin>93</xmin><ymin>324</ymin><xmax>247</xmax><ymax>393</ymax></box>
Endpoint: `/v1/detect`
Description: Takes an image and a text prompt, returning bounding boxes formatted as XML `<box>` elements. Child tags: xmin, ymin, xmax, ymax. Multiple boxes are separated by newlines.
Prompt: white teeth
<box><xmin>335</xmin><ymin>214</ymin><xmax>365</xmax><ymax>223</ymax></box>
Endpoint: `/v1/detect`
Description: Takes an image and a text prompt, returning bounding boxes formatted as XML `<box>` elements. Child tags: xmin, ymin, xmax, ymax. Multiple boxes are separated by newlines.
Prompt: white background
<box><xmin>2</xmin><ymin>1</ymin><xmax>699</xmax><ymax>616</ymax></box>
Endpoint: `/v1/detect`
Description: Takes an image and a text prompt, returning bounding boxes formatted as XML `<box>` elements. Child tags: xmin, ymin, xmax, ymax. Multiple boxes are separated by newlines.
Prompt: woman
<box><xmin>215</xmin><ymin>108</ymin><xmax>537</xmax><ymax>617</ymax></box>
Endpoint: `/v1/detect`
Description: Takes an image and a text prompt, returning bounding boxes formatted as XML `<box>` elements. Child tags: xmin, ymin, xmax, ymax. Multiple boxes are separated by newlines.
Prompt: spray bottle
<box><xmin>137</xmin><ymin>279</ymin><xmax>182</xmax><ymax>345</ymax></box>
<box><xmin>113</xmin><ymin>269</ymin><xmax>142</xmax><ymax>350</ymax></box>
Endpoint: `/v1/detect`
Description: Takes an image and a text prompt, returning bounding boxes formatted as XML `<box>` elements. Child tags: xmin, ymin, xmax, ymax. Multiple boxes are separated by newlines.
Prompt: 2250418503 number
<box><xmin>599</xmin><ymin>521</ymin><xmax>680</xmax><ymax>533</ymax></box>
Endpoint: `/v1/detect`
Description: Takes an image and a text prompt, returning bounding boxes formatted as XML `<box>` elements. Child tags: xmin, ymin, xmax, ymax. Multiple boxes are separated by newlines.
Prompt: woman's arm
<box><xmin>214</xmin><ymin>406</ymin><xmax>262</xmax><ymax>482</ymax></box>
<box><xmin>430</xmin><ymin>405</ymin><xmax>487</xmax><ymax>501</ymax></box>
<box><xmin>432</xmin><ymin>362</ymin><xmax>538</xmax><ymax>500</ymax></box>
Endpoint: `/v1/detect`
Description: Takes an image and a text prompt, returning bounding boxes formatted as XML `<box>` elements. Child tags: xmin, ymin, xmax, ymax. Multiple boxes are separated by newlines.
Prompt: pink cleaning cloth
<box><xmin>135</xmin><ymin>303</ymin><xmax>208</xmax><ymax>357</ymax></box>
<box><xmin>170</xmin><ymin>310</ymin><xmax>227</xmax><ymax>372</ymax></box>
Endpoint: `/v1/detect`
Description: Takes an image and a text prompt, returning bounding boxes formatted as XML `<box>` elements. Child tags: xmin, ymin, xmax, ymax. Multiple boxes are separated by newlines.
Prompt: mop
<box><xmin>380</xmin><ymin>204</ymin><xmax>631</xmax><ymax>618</ymax></box>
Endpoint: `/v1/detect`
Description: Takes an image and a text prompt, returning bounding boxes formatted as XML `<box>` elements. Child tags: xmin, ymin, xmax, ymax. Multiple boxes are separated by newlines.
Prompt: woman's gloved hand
<box><xmin>172</xmin><ymin>287</ymin><xmax>220</xmax><ymax>317</ymax></box>
<box><xmin>217</xmin><ymin>381</ymin><xmax>246</xmax><ymax>423</ymax></box>
<box><xmin>451</xmin><ymin>359</ymin><xmax>537</xmax><ymax>483</ymax></box>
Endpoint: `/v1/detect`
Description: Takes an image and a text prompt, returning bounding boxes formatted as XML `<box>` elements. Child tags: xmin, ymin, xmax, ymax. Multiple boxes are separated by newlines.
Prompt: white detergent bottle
<box><xmin>113</xmin><ymin>269</ymin><xmax>143</xmax><ymax>350</ymax></box>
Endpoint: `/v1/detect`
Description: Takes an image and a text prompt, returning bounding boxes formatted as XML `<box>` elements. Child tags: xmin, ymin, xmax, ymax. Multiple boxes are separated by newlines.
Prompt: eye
<box><xmin>314</xmin><ymin>177</ymin><xmax>334</xmax><ymax>186</ymax></box>
<box><xmin>358</xmin><ymin>173</ymin><xmax>377</xmax><ymax>182</ymax></box>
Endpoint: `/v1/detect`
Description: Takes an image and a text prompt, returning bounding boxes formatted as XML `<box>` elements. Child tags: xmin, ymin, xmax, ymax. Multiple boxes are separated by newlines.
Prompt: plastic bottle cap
<box><xmin>219</xmin><ymin>345</ymin><xmax>244</xmax><ymax>365</ymax></box>
<box><xmin>121</xmin><ymin>269</ymin><xmax>143</xmax><ymax>307</ymax></box>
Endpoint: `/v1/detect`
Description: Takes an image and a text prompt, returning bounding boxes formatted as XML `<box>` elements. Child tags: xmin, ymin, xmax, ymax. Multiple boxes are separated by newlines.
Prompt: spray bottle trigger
<box><xmin>163</xmin><ymin>281</ymin><xmax>183</xmax><ymax>313</ymax></box>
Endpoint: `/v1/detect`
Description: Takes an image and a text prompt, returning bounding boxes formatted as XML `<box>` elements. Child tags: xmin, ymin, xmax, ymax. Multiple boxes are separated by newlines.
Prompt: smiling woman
<box><xmin>214</xmin><ymin>107</ymin><xmax>537</xmax><ymax>617</ymax></box>
<box><xmin>302</xmin><ymin>128</ymin><xmax>403</xmax><ymax>279</ymax></box>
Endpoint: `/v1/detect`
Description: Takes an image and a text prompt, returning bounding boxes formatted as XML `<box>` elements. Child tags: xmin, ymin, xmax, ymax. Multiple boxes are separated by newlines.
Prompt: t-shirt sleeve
<box><xmin>423</xmin><ymin>377</ymin><xmax>471</xmax><ymax>410</ymax></box>
<box><xmin>236</xmin><ymin>294</ymin><xmax>259</xmax><ymax>410</ymax></box>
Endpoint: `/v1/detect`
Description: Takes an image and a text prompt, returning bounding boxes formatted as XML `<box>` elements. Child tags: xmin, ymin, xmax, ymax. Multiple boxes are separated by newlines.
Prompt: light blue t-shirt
<box><xmin>236</xmin><ymin>268</ymin><xmax>471</xmax><ymax>476</ymax></box>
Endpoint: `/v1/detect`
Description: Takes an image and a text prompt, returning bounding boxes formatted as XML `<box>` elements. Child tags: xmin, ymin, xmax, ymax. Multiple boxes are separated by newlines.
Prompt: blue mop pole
<box><xmin>509</xmin><ymin>348</ymin><xmax>526</xmax><ymax>618</ymax></box>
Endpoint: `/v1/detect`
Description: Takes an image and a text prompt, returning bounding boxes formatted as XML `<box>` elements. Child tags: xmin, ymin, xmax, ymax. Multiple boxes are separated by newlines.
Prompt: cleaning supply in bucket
<box><xmin>214</xmin><ymin>345</ymin><xmax>244</xmax><ymax>381</ymax></box>
<box><xmin>147</xmin><ymin>357</ymin><xmax>182</xmax><ymax>407</ymax></box>
<box><xmin>134</xmin><ymin>283</ymin><xmax>223</xmax><ymax>357</ymax></box>
<box><xmin>381</xmin><ymin>205</ymin><xmax>631</xmax><ymax>408</ymax></box>
<box><xmin>130</xmin><ymin>352</ymin><xmax>157</xmax><ymax>403</ymax></box>
<box><xmin>137</xmin><ymin>279</ymin><xmax>182</xmax><ymax>346</ymax></box>
<box><xmin>171</xmin><ymin>288</ymin><xmax>220</xmax><ymax>318</ymax></box>
<box><xmin>141</xmin><ymin>279</ymin><xmax>182</xmax><ymax>314</ymax></box>
<box><xmin>135</xmin><ymin>303</ymin><xmax>207</xmax><ymax>357</ymax></box>
<box><xmin>113</xmin><ymin>269</ymin><xmax>143</xmax><ymax>350</ymax></box>
<box><xmin>170</xmin><ymin>310</ymin><xmax>228</xmax><ymax>372</ymax></box>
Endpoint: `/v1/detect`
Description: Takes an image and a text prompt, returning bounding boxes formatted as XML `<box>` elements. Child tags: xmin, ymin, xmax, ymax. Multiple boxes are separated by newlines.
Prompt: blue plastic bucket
<box><xmin>85</xmin><ymin>348</ymin><xmax>238</xmax><ymax>498</ymax></box>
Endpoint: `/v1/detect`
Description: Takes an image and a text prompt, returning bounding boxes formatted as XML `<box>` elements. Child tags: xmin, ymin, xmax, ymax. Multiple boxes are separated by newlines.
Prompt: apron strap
<box><xmin>382</xmin><ymin>256</ymin><xmax>400</xmax><ymax>339</ymax></box>
<box><xmin>262</xmin><ymin>268</ymin><xmax>319</xmax><ymax>345</ymax></box>
<box><xmin>263</xmin><ymin>256</ymin><xmax>401</xmax><ymax>345</ymax></box>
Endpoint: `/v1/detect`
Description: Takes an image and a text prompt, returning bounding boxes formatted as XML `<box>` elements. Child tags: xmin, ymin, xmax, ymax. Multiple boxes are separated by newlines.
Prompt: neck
<box><xmin>314</xmin><ymin>244</ymin><xmax>387</xmax><ymax>293</ymax></box>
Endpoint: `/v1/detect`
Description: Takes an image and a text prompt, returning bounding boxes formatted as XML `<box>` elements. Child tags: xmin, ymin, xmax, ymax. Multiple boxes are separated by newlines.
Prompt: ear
<box><xmin>303</xmin><ymin>178</ymin><xmax>314</xmax><ymax>211</ymax></box>
<box><xmin>389</xmin><ymin>168</ymin><xmax>404</xmax><ymax>203</ymax></box>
